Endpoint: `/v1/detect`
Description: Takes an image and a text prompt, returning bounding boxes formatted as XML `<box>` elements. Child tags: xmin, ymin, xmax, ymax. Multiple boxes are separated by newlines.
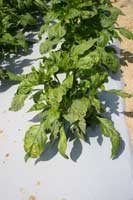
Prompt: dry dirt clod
<box><xmin>5</xmin><ymin>153</ymin><xmax>10</xmax><ymax>158</ymax></box>
<box><xmin>0</xmin><ymin>129</ymin><xmax>4</xmax><ymax>134</ymax></box>
<box><xmin>28</xmin><ymin>195</ymin><xmax>36</xmax><ymax>200</ymax></box>
<box><xmin>36</xmin><ymin>181</ymin><xmax>41</xmax><ymax>186</ymax></box>
<box><xmin>19</xmin><ymin>187</ymin><xmax>27</xmax><ymax>193</ymax></box>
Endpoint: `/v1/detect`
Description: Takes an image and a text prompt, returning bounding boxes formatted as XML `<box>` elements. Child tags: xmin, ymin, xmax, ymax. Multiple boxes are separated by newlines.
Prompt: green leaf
<box><xmin>77</xmin><ymin>50</ymin><xmax>100</xmax><ymax>69</ymax></box>
<box><xmin>107</xmin><ymin>89</ymin><xmax>133</xmax><ymax>98</ymax></box>
<box><xmin>78</xmin><ymin>118</ymin><xmax>86</xmax><ymax>135</ymax></box>
<box><xmin>91</xmin><ymin>98</ymin><xmax>101</xmax><ymax>113</ymax></box>
<box><xmin>19</xmin><ymin>13</ymin><xmax>37</xmax><ymax>26</ymax></box>
<box><xmin>43</xmin><ymin>107</ymin><xmax>60</xmax><ymax>129</ymax></box>
<box><xmin>9</xmin><ymin>94</ymin><xmax>27</xmax><ymax>111</ymax></box>
<box><xmin>24</xmin><ymin>124</ymin><xmax>47</xmax><ymax>159</ymax></box>
<box><xmin>40</xmin><ymin>39</ymin><xmax>59</xmax><ymax>54</ymax></box>
<box><xmin>71</xmin><ymin>39</ymin><xmax>96</xmax><ymax>57</ymax></box>
<box><xmin>118</xmin><ymin>28</ymin><xmax>133</xmax><ymax>40</ymax></box>
<box><xmin>101</xmin><ymin>51</ymin><xmax>119</xmax><ymax>73</ymax></box>
<box><xmin>38</xmin><ymin>24</ymin><xmax>48</xmax><ymax>39</ymax></box>
<box><xmin>80</xmin><ymin>10</ymin><xmax>97</xmax><ymax>19</ymax></box>
<box><xmin>97</xmin><ymin>117</ymin><xmax>121</xmax><ymax>159</ymax></box>
<box><xmin>65</xmin><ymin>8</ymin><xmax>80</xmax><ymax>19</ymax></box>
<box><xmin>97</xmin><ymin>31</ymin><xmax>109</xmax><ymax>47</ymax></box>
<box><xmin>28</xmin><ymin>103</ymin><xmax>47</xmax><ymax>112</ymax></box>
<box><xmin>111</xmin><ymin>134</ymin><xmax>121</xmax><ymax>159</ymax></box>
<box><xmin>63</xmin><ymin>75</ymin><xmax>73</xmax><ymax>89</ymax></box>
<box><xmin>50</xmin><ymin>120</ymin><xmax>60</xmax><ymax>143</ymax></box>
<box><xmin>58</xmin><ymin>126</ymin><xmax>68</xmax><ymax>159</ymax></box>
<box><xmin>48</xmin><ymin>23</ymin><xmax>66</xmax><ymax>40</ymax></box>
<box><xmin>100</xmin><ymin>6</ymin><xmax>120</xmax><ymax>28</ymax></box>
<box><xmin>15</xmin><ymin>32</ymin><xmax>28</xmax><ymax>52</ymax></box>
<box><xmin>47</xmin><ymin>86</ymin><xmax>66</xmax><ymax>105</ymax></box>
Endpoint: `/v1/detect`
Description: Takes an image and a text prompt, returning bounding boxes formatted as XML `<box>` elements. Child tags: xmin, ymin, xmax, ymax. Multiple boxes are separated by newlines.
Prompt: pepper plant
<box><xmin>10</xmin><ymin>0</ymin><xmax>133</xmax><ymax>160</ymax></box>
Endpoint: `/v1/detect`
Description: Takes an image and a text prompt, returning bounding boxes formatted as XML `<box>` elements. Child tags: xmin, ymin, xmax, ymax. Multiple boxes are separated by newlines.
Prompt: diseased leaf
<box><xmin>9</xmin><ymin>94</ymin><xmax>27</xmax><ymax>111</ymax></box>
<box><xmin>58</xmin><ymin>126</ymin><xmax>68</xmax><ymax>159</ymax></box>
<box><xmin>24</xmin><ymin>124</ymin><xmax>47</xmax><ymax>159</ymax></box>
<box><xmin>64</xmin><ymin>97</ymin><xmax>90</xmax><ymax>123</ymax></box>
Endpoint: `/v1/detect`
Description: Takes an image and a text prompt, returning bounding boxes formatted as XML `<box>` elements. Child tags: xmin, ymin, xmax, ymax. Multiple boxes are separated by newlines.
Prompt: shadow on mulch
<box><xmin>120</xmin><ymin>49</ymin><xmax>133</xmax><ymax>67</ymax></box>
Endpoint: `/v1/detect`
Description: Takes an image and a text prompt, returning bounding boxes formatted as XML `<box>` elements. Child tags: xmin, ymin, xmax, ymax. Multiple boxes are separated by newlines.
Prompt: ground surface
<box><xmin>113</xmin><ymin>1</ymin><xmax>133</xmax><ymax>143</ymax></box>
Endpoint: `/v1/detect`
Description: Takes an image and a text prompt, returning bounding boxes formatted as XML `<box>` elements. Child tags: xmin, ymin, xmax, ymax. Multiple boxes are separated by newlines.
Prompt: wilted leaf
<box><xmin>118</xmin><ymin>28</ymin><xmax>133</xmax><ymax>40</ymax></box>
<box><xmin>107</xmin><ymin>89</ymin><xmax>133</xmax><ymax>98</ymax></box>
<box><xmin>97</xmin><ymin>117</ymin><xmax>121</xmax><ymax>159</ymax></box>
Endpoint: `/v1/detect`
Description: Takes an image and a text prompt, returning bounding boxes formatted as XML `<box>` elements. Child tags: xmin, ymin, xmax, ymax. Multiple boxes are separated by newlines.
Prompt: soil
<box><xmin>113</xmin><ymin>1</ymin><xmax>133</xmax><ymax>143</ymax></box>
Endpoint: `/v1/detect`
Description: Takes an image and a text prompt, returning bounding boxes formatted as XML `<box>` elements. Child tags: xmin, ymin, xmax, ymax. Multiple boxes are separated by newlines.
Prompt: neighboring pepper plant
<box><xmin>0</xmin><ymin>0</ymin><xmax>49</xmax><ymax>80</ymax></box>
<box><xmin>10</xmin><ymin>0</ymin><xmax>133</xmax><ymax>161</ymax></box>
<box><xmin>0</xmin><ymin>0</ymin><xmax>48</xmax><ymax>57</ymax></box>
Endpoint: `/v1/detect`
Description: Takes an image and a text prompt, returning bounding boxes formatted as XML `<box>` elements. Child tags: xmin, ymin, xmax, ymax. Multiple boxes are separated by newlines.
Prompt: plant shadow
<box><xmin>120</xmin><ymin>49</ymin><xmax>133</xmax><ymax>67</ymax></box>
<box><xmin>70</xmin><ymin>139</ymin><xmax>83</xmax><ymax>162</ymax></box>
<box><xmin>35</xmin><ymin>140</ymin><xmax>58</xmax><ymax>164</ymax></box>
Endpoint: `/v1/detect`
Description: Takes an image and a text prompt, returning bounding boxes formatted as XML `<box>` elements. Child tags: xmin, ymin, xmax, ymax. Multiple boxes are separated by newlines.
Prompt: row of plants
<box><xmin>1</xmin><ymin>0</ymin><xmax>133</xmax><ymax>161</ymax></box>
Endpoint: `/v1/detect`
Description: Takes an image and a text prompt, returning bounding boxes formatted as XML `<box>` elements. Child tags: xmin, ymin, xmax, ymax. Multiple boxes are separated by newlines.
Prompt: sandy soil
<box><xmin>113</xmin><ymin>1</ymin><xmax>133</xmax><ymax>142</ymax></box>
